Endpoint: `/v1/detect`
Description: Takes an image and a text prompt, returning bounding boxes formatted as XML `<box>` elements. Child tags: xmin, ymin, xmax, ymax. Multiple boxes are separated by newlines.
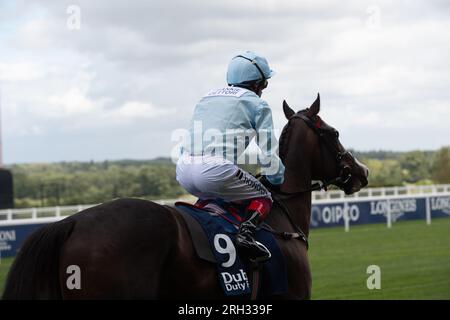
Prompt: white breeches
<box><xmin>176</xmin><ymin>154</ymin><xmax>271</xmax><ymax>202</ymax></box>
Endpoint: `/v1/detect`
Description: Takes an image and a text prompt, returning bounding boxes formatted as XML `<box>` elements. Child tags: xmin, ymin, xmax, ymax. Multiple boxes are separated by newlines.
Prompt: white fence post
<box><xmin>344</xmin><ymin>202</ymin><xmax>350</xmax><ymax>232</ymax></box>
<box><xmin>426</xmin><ymin>196</ymin><xmax>431</xmax><ymax>225</ymax></box>
<box><xmin>56</xmin><ymin>206</ymin><xmax>61</xmax><ymax>218</ymax></box>
<box><xmin>386</xmin><ymin>199</ymin><xmax>392</xmax><ymax>229</ymax></box>
<box><xmin>31</xmin><ymin>208</ymin><xmax>37</xmax><ymax>220</ymax></box>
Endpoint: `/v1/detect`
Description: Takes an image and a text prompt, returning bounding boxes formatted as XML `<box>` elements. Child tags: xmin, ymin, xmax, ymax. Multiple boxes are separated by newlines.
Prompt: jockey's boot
<box><xmin>236</xmin><ymin>198</ymin><xmax>272</xmax><ymax>263</ymax></box>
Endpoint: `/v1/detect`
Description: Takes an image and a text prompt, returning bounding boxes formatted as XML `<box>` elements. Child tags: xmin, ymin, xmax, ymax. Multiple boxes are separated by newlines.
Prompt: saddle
<box><xmin>169</xmin><ymin>199</ymin><xmax>288</xmax><ymax>299</ymax></box>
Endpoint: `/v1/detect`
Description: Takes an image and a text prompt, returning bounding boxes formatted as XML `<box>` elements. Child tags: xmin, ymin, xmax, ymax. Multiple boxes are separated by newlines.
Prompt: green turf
<box><xmin>0</xmin><ymin>256</ymin><xmax>13</xmax><ymax>295</ymax></box>
<box><xmin>1</xmin><ymin>218</ymin><xmax>449</xmax><ymax>299</ymax></box>
<box><xmin>309</xmin><ymin>217</ymin><xmax>450</xmax><ymax>299</ymax></box>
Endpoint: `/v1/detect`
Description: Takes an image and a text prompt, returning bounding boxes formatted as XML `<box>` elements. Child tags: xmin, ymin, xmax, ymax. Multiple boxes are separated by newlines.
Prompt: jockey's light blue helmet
<box><xmin>227</xmin><ymin>51</ymin><xmax>275</xmax><ymax>85</ymax></box>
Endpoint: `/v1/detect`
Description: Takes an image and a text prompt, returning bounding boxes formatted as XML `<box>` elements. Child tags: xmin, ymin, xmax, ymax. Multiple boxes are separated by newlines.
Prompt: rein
<box><xmin>260</xmin><ymin>196</ymin><xmax>310</xmax><ymax>249</ymax></box>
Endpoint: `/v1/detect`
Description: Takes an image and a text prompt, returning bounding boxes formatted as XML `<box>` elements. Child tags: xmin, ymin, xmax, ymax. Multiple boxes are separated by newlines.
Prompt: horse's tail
<box><xmin>2</xmin><ymin>218</ymin><xmax>76</xmax><ymax>300</ymax></box>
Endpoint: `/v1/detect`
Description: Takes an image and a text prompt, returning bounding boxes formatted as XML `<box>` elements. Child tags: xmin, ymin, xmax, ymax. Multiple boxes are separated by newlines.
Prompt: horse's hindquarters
<box><xmin>59</xmin><ymin>199</ymin><xmax>179</xmax><ymax>299</ymax></box>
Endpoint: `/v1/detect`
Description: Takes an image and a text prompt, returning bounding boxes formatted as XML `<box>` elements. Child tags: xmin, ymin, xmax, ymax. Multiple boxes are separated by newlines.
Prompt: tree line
<box><xmin>353</xmin><ymin>147</ymin><xmax>450</xmax><ymax>187</ymax></box>
<box><xmin>7</xmin><ymin>147</ymin><xmax>450</xmax><ymax>208</ymax></box>
<box><xmin>10</xmin><ymin>158</ymin><xmax>186</xmax><ymax>208</ymax></box>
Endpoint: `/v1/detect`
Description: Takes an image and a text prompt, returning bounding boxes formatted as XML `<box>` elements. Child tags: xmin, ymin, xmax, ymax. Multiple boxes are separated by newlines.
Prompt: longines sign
<box><xmin>310</xmin><ymin>195</ymin><xmax>449</xmax><ymax>228</ymax></box>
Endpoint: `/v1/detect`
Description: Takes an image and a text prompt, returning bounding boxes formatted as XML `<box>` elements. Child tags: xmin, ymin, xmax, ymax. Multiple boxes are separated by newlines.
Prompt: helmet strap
<box><xmin>234</xmin><ymin>55</ymin><xmax>266</xmax><ymax>81</ymax></box>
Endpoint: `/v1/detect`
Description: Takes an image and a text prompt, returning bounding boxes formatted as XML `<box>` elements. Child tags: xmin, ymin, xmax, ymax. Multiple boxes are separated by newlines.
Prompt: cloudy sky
<box><xmin>1</xmin><ymin>0</ymin><xmax>449</xmax><ymax>164</ymax></box>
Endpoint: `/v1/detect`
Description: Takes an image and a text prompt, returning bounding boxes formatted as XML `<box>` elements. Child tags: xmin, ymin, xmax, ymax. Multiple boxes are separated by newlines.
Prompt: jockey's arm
<box><xmin>253</xmin><ymin>100</ymin><xmax>285</xmax><ymax>185</ymax></box>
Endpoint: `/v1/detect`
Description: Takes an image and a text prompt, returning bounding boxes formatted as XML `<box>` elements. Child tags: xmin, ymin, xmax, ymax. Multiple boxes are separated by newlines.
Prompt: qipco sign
<box><xmin>310</xmin><ymin>197</ymin><xmax>433</xmax><ymax>228</ymax></box>
<box><xmin>310</xmin><ymin>203</ymin><xmax>361</xmax><ymax>228</ymax></box>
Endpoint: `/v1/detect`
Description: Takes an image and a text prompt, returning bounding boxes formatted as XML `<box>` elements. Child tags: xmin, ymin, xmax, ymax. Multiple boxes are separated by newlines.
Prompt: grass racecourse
<box><xmin>1</xmin><ymin>218</ymin><xmax>449</xmax><ymax>299</ymax></box>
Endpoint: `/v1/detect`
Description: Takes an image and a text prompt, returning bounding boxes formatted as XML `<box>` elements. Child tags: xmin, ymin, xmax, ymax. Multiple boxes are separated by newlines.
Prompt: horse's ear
<box><xmin>307</xmin><ymin>93</ymin><xmax>320</xmax><ymax>117</ymax></box>
<box><xmin>283</xmin><ymin>100</ymin><xmax>295</xmax><ymax>119</ymax></box>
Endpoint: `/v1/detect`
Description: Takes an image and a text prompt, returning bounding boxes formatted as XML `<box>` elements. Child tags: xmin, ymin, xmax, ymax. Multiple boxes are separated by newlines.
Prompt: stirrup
<box><xmin>236</xmin><ymin>237</ymin><xmax>272</xmax><ymax>263</ymax></box>
<box><xmin>250</xmin><ymin>241</ymin><xmax>272</xmax><ymax>263</ymax></box>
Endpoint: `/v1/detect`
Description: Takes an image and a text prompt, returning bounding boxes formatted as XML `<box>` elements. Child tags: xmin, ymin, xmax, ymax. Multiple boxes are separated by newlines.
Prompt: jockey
<box><xmin>176</xmin><ymin>51</ymin><xmax>285</xmax><ymax>262</ymax></box>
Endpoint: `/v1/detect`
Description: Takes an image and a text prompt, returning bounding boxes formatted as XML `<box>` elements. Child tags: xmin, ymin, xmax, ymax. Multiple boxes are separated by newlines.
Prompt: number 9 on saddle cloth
<box><xmin>173</xmin><ymin>200</ymin><xmax>288</xmax><ymax>298</ymax></box>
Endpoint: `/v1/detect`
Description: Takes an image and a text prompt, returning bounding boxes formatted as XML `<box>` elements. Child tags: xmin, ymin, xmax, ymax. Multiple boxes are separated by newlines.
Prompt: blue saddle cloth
<box><xmin>175</xmin><ymin>201</ymin><xmax>288</xmax><ymax>298</ymax></box>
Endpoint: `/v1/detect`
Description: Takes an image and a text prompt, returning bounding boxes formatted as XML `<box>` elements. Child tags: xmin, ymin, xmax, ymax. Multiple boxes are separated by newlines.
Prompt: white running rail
<box><xmin>1</xmin><ymin>184</ymin><xmax>449</xmax><ymax>225</ymax></box>
<box><xmin>311</xmin><ymin>184</ymin><xmax>450</xmax><ymax>200</ymax></box>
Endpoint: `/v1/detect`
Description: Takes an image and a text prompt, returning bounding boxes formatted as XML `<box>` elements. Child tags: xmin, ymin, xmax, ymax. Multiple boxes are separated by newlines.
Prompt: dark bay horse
<box><xmin>2</xmin><ymin>94</ymin><xmax>368</xmax><ymax>299</ymax></box>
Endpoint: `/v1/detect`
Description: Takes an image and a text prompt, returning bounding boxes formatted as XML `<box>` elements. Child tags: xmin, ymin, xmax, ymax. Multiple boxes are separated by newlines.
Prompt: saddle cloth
<box><xmin>174</xmin><ymin>200</ymin><xmax>288</xmax><ymax>298</ymax></box>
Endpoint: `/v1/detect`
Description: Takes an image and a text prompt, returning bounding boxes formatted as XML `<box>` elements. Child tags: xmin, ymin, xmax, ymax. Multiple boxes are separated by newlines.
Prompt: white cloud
<box><xmin>113</xmin><ymin>101</ymin><xmax>174</xmax><ymax>119</ymax></box>
<box><xmin>0</xmin><ymin>62</ymin><xmax>45</xmax><ymax>81</ymax></box>
<box><xmin>16</xmin><ymin>18</ymin><xmax>54</xmax><ymax>48</ymax></box>
<box><xmin>48</xmin><ymin>87</ymin><xmax>100</xmax><ymax>117</ymax></box>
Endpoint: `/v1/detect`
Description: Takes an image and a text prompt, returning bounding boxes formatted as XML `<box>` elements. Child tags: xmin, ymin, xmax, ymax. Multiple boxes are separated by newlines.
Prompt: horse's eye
<box><xmin>334</xmin><ymin>131</ymin><xmax>339</xmax><ymax>139</ymax></box>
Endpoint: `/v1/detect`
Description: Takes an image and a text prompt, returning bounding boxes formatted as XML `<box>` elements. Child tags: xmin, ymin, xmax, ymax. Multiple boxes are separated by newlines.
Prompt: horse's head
<box><xmin>280</xmin><ymin>94</ymin><xmax>369</xmax><ymax>195</ymax></box>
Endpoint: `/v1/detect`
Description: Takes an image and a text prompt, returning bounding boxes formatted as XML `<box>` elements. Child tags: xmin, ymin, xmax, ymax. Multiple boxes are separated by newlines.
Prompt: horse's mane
<box><xmin>278</xmin><ymin>108</ymin><xmax>308</xmax><ymax>162</ymax></box>
<box><xmin>278</xmin><ymin>121</ymin><xmax>292</xmax><ymax>163</ymax></box>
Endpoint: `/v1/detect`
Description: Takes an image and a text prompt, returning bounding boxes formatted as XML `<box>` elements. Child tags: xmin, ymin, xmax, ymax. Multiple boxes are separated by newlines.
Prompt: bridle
<box><xmin>274</xmin><ymin>112</ymin><xmax>353</xmax><ymax>198</ymax></box>
<box><xmin>260</xmin><ymin>111</ymin><xmax>354</xmax><ymax>249</ymax></box>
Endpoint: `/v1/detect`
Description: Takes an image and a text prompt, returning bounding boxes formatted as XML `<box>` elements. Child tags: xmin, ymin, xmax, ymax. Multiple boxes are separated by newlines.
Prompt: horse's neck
<box><xmin>274</xmin><ymin>192</ymin><xmax>312</xmax><ymax>238</ymax></box>
<box><xmin>277</xmin><ymin>126</ymin><xmax>313</xmax><ymax>237</ymax></box>
<box><xmin>273</xmin><ymin>170</ymin><xmax>312</xmax><ymax>237</ymax></box>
